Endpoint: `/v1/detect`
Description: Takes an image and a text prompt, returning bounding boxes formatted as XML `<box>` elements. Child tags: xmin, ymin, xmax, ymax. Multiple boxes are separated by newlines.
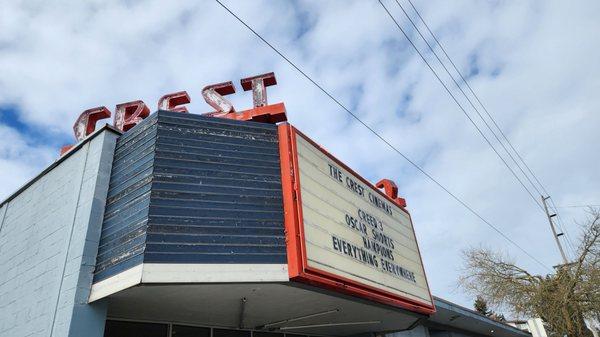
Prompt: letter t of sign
<box><xmin>241</xmin><ymin>72</ymin><xmax>277</xmax><ymax>107</ymax></box>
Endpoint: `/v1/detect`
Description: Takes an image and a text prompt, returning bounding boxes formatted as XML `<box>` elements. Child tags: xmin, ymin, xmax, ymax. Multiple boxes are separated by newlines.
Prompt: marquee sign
<box><xmin>278</xmin><ymin>125</ymin><xmax>435</xmax><ymax>314</ymax></box>
<box><xmin>65</xmin><ymin>68</ymin><xmax>434</xmax><ymax>315</ymax></box>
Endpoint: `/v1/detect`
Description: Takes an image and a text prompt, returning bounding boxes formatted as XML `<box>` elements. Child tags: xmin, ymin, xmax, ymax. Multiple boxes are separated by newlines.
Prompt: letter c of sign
<box><xmin>73</xmin><ymin>106</ymin><xmax>112</xmax><ymax>141</ymax></box>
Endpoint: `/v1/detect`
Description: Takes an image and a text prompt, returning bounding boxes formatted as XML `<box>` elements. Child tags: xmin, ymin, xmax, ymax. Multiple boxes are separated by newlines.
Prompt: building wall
<box><xmin>526</xmin><ymin>318</ymin><xmax>548</xmax><ymax>337</ymax></box>
<box><xmin>0</xmin><ymin>129</ymin><xmax>119</xmax><ymax>337</ymax></box>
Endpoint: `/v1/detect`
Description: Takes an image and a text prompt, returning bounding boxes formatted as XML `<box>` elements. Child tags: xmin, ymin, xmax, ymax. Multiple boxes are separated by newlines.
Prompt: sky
<box><xmin>1</xmin><ymin>0</ymin><xmax>599</xmax><ymax>314</ymax></box>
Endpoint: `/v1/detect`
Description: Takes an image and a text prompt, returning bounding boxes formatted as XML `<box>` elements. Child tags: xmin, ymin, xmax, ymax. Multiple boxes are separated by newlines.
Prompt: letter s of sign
<box><xmin>114</xmin><ymin>100</ymin><xmax>150</xmax><ymax>132</ymax></box>
<box><xmin>240</xmin><ymin>72</ymin><xmax>277</xmax><ymax>107</ymax></box>
<box><xmin>202</xmin><ymin>81</ymin><xmax>236</xmax><ymax>116</ymax></box>
<box><xmin>73</xmin><ymin>106</ymin><xmax>112</xmax><ymax>141</ymax></box>
<box><xmin>158</xmin><ymin>91</ymin><xmax>191</xmax><ymax>113</ymax></box>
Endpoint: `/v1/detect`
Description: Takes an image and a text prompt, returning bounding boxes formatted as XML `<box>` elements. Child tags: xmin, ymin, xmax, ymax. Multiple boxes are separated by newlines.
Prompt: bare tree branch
<box><xmin>459</xmin><ymin>208</ymin><xmax>600</xmax><ymax>337</ymax></box>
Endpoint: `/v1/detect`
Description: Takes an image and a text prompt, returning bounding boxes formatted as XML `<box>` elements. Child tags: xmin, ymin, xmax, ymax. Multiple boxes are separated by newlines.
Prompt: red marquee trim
<box><xmin>277</xmin><ymin>123</ymin><xmax>435</xmax><ymax>315</ymax></box>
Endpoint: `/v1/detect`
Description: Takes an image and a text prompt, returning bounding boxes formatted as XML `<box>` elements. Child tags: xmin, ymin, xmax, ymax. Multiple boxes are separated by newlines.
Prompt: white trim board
<box><xmin>89</xmin><ymin>263</ymin><xmax>289</xmax><ymax>302</ymax></box>
<box><xmin>89</xmin><ymin>264</ymin><xmax>143</xmax><ymax>302</ymax></box>
<box><xmin>141</xmin><ymin>263</ymin><xmax>289</xmax><ymax>283</ymax></box>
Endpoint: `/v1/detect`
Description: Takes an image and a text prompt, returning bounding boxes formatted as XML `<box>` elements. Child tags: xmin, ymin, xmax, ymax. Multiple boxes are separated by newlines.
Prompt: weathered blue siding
<box><xmin>94</xmin><ymin>115</ymin><xmax>157</xmax><ymax>282</ymax></box>
<box><xmin>94</xmin><ymin>111</ymin><xmax>286</xmax><ymax>283</ymax></box>
<box><xmin>146</xmin><ymin>111</ymin><xmax>286</xmax><ymax>264</ymax></box>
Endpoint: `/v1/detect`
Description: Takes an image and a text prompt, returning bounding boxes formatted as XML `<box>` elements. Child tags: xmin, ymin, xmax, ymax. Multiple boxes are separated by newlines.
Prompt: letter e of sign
<box><xmin>73</xmin><ymin>106</ymin><xmax>112</xmax><ymax>141</ymax></box>
<box><xmin>202</xmin><ymin>81</ymin><xmax>236</xmax><ymax>117</ymax></box>
<box><xmin>158</xmin><ymin>91</ymin><xmax>191</xmax><ymax>113</ymax></box>
<box><xmin>114</xmin><ymin>100</ymin><xmax>150</xmax><ymax>132</ymax></box>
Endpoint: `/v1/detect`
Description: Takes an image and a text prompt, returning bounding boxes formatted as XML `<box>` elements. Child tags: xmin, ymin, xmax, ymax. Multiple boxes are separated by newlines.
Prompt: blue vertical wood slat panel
<box><xmin>145</xmin><ymin>111</ymin><xmax>286</xmax><ymax>264</ymax></box>
<box><xmin>93</xmin><ymin>110</ymin><xmax>287</xmax><ymax>283</ymax></box>
<box><xmin>94</xmin><ymin>115</ymin><xmax>158</xmax><ymax>282</ymax></box>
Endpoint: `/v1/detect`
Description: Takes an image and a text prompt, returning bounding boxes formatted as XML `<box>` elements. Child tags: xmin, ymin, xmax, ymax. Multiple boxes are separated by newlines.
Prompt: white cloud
<box><xmin>0</xmin><ymin>125</ymin><xmax>54</xmax><ymax>198</ymax></box>
<box><xmin>1</xmin><ymin>0</ymin><xmax>599</xmax><ymax>312</ymax></box>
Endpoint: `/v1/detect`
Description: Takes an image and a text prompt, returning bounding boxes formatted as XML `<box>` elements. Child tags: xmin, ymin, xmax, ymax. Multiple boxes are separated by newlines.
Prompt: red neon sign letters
<box><xmin>62</xmin><ymin>72</ymin><xmax>287</xmax><ymax>154</ymax></box>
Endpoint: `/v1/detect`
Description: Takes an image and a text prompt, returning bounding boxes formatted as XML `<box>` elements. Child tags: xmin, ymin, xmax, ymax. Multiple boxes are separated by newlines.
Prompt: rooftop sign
<box><xmin>278</xmin><ymin>125</ymin><xmax>435</xmax><ymax>314</ymax></box>
<box><xmin>62</xmin><ymin>72</ymin><xmax>287</xmax><ymax>154</ymax></box>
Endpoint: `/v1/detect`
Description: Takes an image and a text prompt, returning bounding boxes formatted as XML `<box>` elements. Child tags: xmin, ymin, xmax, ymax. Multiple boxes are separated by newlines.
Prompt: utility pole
<box><xmin>542</xmin><ymin>197</ymin><xmax>599</xmax><ymax>337</ymax></box>
<box><xmin>541</xmin><ymin>195</ymin><xmax>569</xmax><ymax>264</ymax></box>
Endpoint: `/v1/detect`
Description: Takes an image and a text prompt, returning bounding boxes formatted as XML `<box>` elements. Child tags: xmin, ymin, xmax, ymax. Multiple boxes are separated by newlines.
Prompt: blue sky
<box><xmin>1</xmin><ymin>0</ymin><xmax>599</xmax><ymax>315</ymax></box>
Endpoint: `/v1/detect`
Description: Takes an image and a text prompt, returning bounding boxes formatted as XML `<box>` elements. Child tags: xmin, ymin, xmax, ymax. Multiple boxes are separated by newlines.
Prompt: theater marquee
<box><xmin>278</xmin><ymin>125</ymin><xmax>435</xmax><ymax>315</ymax></box>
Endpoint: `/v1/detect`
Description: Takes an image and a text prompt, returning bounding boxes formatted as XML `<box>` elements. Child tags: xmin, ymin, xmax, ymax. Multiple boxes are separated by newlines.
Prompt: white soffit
<box><xmin>89</xmin><ymin>263</ymin><xmax>289</xmax><ymax>302</ymax></box>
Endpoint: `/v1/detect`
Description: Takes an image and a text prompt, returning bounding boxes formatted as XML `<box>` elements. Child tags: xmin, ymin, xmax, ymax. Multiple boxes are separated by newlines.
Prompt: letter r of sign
<box><xmin>114</xmin><ymin>100</ymin><xmax>150</xmax><ymax>132</ymax></box>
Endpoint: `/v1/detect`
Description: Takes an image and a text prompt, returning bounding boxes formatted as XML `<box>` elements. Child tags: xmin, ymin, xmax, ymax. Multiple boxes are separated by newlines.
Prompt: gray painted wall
<box><xmin>0</xmin><ymin>129</ymin><xmax>118</xmax><ymax>337</ymax></box>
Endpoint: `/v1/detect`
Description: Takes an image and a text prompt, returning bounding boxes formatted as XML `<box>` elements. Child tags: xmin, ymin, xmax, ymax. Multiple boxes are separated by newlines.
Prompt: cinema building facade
<box><xmin>0</xmin><ymin>74</ymin><xmax>529</xmax><ymax>337</ymax></box>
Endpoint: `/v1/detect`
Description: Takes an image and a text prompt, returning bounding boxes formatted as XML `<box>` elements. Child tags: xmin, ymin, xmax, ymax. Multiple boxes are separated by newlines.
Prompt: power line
<box><xmin>558</xmin><ymin>222</ymin><xmax>577</xmax><ymax>258</ymax></box>
<box><xmin>547</xmin><ymin>196</ymin><xmax>577</xmax><ymax>255</ymax></box>
<box><xmin>549</xmin><ymin>198</ymin><xmax>590</xmax><ymax>258</ymax></box>
<box><xmin>541</xmin><ymin>196</ymin><xmax>569</xmax><ymax>264</ymax></box>
<box><xmin>214</xmin><ymin>0</ymin><xmax>551</xmax><ymax>271</ymax></box>
<box><xmin>550</xmin><ymin>201</ymin><xmax>599</xmax><ymax>257</ymax></box>
<box><xmin>404</xmin><ymin>0</ymin><xmax>550</xmax><ymax>199</ymax></box>
<box><xmin>550</xmin><ymin>205</ymin><xmax>577</xmax><ymax>258</ymax></box>
<box><xmin>396</xmin><ymin>0</ymin><xmax>579</xmax><ymax>260</ymax></box>
<box><xmin>384</xmin><ymin>0</ymin><xmax>544</xmax><ymax>211</ymax></box>
<box><xmin>547</xmin><ymin>197</ymin><xmax>577</xmax><ymax>257</ymax></box>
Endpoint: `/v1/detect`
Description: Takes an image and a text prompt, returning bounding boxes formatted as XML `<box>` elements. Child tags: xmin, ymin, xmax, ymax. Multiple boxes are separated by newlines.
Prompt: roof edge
<box><xmin>0</xmin><ymin>124</ymin><xmax>122</xmax><ymax>208</ymax></box>
<box><xmin>432</xmin><ymin>296</ymin><xmax>531</xmax><ymax>336</ymax></box>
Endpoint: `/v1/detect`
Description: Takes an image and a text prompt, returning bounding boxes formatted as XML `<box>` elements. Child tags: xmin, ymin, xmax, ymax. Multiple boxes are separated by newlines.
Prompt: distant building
<box><xmin>506</xmin><ymin>319</ymin><xmax>547</xmax><ymax>337</ymax></box>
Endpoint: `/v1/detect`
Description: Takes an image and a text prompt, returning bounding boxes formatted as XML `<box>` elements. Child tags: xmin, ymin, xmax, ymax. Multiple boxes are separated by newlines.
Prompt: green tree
<box><xmin>474</xmin><ymin>295</ymin><xmax>506</xmax><ymax>322</ymax></box>
<box><xmin>474</xmin><ymin>295</ymin><xmax>491</xmax><ymax>316</ymax></box>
